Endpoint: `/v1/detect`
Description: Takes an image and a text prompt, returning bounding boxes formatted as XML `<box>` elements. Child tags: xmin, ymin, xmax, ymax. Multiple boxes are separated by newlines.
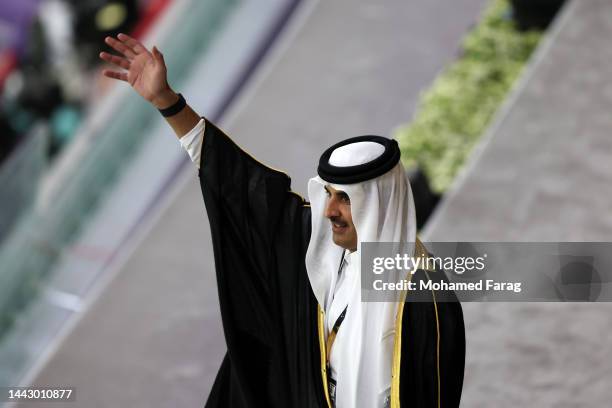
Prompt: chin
<box><xmin>331</xmin><ymin>235</ymin><xmax>347</xmax><ymax>249</ymax></box>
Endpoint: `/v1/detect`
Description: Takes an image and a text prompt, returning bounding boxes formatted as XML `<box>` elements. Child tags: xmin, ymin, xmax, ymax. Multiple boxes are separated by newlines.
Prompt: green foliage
<box><xmin>395</xmin><ymin>0</ymin><xmax>542</xmax><ymax>193</ymax></box>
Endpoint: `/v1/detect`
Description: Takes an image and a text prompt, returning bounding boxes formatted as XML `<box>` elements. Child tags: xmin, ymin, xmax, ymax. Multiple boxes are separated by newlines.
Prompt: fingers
<box><xmin>99</xmin><ymin>51</ymin><xmax>130</xmax><ymax>70</ymax></box>
<box><xmin>105</xmin><ymin>36</ymin><xmax>136</xmax><ymax>59</ymax></box>
<box><xmin>117</xmin><ymin>33</ymin><xmax>150</xmax><ymax>56</ymax></box>
<box><xmin>102</xmin><ymin>69</ymin><xmax>128</xmax><ymax>82</ymax></box>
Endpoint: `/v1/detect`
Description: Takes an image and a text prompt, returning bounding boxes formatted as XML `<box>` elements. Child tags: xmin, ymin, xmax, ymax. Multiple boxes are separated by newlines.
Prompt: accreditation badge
<box><xmin>328</xmin><ymin>377</ymin><xmax>337</xmax><ymax>407</ymax></box>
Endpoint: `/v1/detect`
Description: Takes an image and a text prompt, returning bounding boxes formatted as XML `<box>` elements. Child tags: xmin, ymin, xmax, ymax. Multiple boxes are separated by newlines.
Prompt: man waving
<box><xmin>100</xmin><ymin>33</ymin><xmax>465</xmax><ymax>408</ymax></box>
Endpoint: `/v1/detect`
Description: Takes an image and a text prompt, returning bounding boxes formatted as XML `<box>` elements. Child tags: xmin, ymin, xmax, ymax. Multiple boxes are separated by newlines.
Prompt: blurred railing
<box><xmin>0</xmin><ymin>124</ymin><xmax>48</xmax><ymax>245</ymax></box>
<box><xmin>0</xmin><ymin>0</ymin><xmax>240</xmax><ymax>339</ymax></box>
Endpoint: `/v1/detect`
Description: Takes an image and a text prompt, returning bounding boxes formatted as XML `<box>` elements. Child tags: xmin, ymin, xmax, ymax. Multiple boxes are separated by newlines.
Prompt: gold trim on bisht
<box><xmin>391</xmin><ymin>238</ymin><xmax>440</xmax><ymax>408</ymax></box>
<box><xmin>318</xmin><ymin>305</ymin><xmax>332</xmax><ymax>408</ymax></box>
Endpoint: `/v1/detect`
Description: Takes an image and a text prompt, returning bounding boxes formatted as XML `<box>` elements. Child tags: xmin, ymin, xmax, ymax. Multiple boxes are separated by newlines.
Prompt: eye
<box><xmin>339</xmin><ymin>194</ymin><xmax>350</xmax><ymax>204</ymax></box>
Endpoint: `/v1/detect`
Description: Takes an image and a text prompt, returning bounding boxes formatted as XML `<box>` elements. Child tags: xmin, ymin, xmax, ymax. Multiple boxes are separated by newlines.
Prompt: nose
<box><xmin>324</xmin><ymin>196</ymin><xmax>340</xmax><ymax>219</ymax></box>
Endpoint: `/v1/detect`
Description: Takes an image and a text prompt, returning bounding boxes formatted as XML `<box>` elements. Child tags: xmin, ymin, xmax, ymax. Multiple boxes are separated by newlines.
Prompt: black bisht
<box><xmin>198</xmin><ymin>118</ymin><xmax>465</xmax><ymax>408</ymax></box>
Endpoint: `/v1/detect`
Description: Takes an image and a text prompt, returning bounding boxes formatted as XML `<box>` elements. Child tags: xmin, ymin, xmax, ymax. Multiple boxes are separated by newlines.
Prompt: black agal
<box><xmin>317</xmin><ymin>135</ymin><xmax>401</xmax><ymax>184</ymax></box>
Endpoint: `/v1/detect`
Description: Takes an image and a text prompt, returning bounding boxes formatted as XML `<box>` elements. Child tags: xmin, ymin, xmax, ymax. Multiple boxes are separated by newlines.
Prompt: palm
<box><xmin>128</xmin><ymin>52</ymin><xmax>165</xmax><ymax>101</ymax></box>
<box><xmin>100</xmin><ymin>33</ymin><xmax>168</xmax><ymax>103</ymax></box>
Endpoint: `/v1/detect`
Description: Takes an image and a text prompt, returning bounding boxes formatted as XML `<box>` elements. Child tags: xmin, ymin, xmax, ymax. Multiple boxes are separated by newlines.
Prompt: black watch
<box><xmin>158</xmin><ymin>93</ymin><xmax>186</xmax><ymax>117</ymax></box>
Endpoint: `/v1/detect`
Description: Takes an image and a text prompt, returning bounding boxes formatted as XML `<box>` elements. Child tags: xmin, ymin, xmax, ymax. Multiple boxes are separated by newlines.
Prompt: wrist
<box><xmin>158</xmin><ymin>93</ymin><xmax>186</xmax><ymax>117</ymax></box>
<box><xmin>151</xmin><ymin>88</ymin><xmax>178</xmax><ymax>109</ymax></box>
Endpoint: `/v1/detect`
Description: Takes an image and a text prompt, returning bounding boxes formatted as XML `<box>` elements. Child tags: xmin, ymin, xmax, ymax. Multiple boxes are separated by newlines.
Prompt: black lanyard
<box><xmin>326</xmin><ymin>304</ymin><xmax>348</xmax><ymax>366</ymax></box>
<box><xmin>326</xmin><ymin>251</ymin><xmax>349</xmax><ymax>367</ymax></box>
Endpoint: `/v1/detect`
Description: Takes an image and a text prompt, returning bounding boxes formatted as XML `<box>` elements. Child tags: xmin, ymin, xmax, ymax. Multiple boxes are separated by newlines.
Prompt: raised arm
<box><xmin>99</xmin><ymin>33</ymin><xmax>200</xmax><ymax>139</ymax></box>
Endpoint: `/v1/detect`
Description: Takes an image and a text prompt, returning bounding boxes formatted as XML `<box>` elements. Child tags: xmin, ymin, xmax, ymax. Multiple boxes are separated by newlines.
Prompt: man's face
<box><xmin>324</xmin><ymin>185</ymin><xmax>357</xmax><ymax>251</ymax></box>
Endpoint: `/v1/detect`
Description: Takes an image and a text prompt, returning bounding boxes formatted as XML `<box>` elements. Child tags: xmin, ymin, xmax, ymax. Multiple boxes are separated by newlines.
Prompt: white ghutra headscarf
<box><xmin>306</xmin><ymin>137</ymin><xmax>417</xmax><ymax>408</ymax></box>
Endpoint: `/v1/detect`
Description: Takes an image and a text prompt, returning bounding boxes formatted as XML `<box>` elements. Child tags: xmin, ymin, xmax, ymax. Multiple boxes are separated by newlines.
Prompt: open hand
<box><xmin>99</xmin><ymin>33</ymin><xmax>176</xmax><ymax>108</ymax></box>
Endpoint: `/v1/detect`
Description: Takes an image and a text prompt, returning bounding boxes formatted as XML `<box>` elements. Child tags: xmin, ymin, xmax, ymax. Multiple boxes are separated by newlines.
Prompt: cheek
<box><xmin>341</xmin><ymin>206</ymin><xmax>355</xmax><ymax>226</ymax></box>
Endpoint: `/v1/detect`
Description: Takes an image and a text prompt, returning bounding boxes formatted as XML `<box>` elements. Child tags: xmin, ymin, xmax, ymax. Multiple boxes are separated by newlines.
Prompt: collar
<box><xmin>343</xmin><ymin>249</ymin><xmax>357</xmax><ymax>267</ymax></box>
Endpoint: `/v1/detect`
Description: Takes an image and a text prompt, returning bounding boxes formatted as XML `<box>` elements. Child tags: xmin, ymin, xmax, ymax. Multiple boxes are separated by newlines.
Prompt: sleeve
<box><xmin>198</xmin><ymin>117</ymin><xmax>318</xmax><ymax>407</ymax></box>
<box><xmin>400</xmin><ymin>265</ymin><xmax>465</xmax><ymax>408</ymax></box>
<box><xmin>436</xmin><ymin>298</ymin><xmax>465</xmax><ymax>407</ymax></box>
<box><xmin>198</xmin><ymin>118</ymin><xmax>294</xmax><ymax>287</ymax></box>
<box><xmin>429</xmin><ymin>263</ymin><xmax>465</xmax><ymax>408</ymax></box>
<box><xmin>179</xmin><ymin>117</ymin><xmax>205</xmax><ymax>168</ymax></box>
<box><xmin>197</xmin><ymin>118</ymin><xmax>304</xmax><ymax>402</ymax></box>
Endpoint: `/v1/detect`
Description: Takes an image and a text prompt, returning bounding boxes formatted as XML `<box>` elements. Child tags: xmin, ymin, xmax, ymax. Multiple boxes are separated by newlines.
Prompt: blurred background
<box><xmin>2</xmin><ymin>0</ymin><xmax>611</xmax><ymax>406</ymax></box>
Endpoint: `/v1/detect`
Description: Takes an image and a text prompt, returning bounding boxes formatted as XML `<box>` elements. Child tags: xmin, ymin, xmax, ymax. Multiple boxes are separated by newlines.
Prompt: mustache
<box><xmin>329</xmin><ymin>216</ymin><xmax>348</xmax><ymax>227</ymax></box>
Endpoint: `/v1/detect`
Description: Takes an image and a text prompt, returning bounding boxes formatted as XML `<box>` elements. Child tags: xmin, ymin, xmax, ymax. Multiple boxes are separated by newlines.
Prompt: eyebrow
<box><xmin>324</xmin><ymin>186</ymin><xmax>349</xmax><ymax>198</ymax></box>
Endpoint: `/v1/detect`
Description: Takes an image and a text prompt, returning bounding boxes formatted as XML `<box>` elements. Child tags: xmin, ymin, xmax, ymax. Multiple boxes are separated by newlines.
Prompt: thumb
<box><xmin>152</xmin><ymin>46</ymin><xmax>165</xmax><ymax>63</ymax></box>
